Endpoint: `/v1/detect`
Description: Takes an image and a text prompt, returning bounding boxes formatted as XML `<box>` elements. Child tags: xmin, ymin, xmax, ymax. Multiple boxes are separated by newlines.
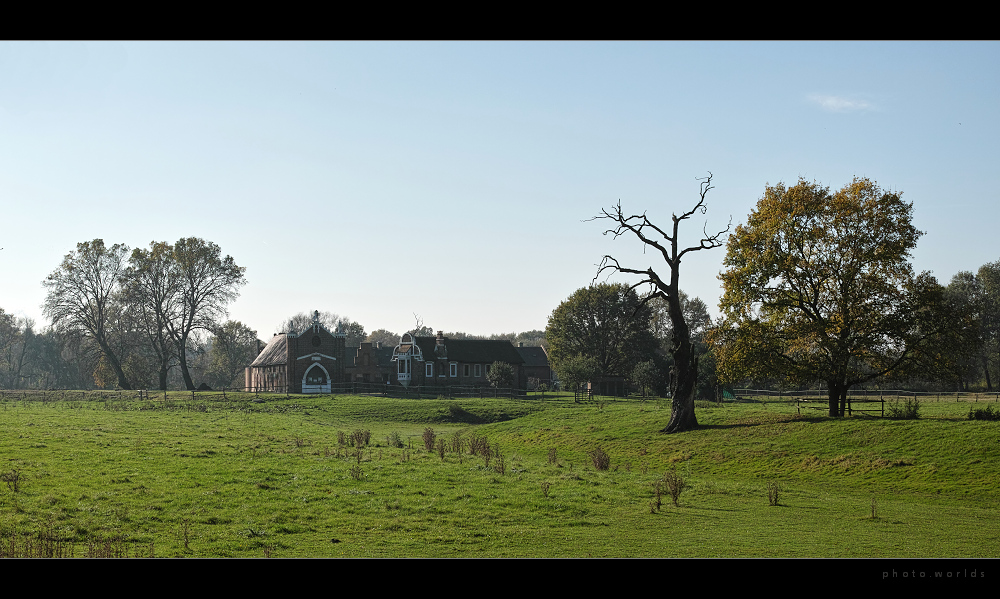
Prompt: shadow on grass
<box><xmin>694</xmin><ymin>414</ymin><xmax>829</xmax><ymax>431</ymax></box>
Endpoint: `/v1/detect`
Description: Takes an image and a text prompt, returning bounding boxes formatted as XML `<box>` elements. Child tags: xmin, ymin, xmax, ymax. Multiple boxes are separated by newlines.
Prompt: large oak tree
<box><xmin>714</xmin><ymin>177</ymin><xmax>963</xmax><ymax>416</ymax></box>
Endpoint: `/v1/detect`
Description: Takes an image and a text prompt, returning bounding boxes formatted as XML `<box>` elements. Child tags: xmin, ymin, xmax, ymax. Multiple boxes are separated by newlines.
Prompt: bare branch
<box><xmin>587</xmin><ymin>173</ymin><xmax>728</xmax><ymax>433</ymax></box>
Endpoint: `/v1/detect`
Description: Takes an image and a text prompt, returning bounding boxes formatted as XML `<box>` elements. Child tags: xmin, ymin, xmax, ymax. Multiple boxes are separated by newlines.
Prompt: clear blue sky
<box><xmin>2</xmin><ymin>41</ymin><xmax>998</xmax><ymax>339</ymax></box>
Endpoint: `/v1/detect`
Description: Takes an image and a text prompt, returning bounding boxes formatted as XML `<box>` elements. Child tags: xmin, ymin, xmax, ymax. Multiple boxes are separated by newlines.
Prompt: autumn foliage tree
<box><xmin>714</xmin><ymin>177</ymin><xmax>963</xmax><ymax>416</ymax></box>
<box><xmin>44</xmin><ymin>237</ymin><xmax>245</xmax><ymax>391</ymax></box>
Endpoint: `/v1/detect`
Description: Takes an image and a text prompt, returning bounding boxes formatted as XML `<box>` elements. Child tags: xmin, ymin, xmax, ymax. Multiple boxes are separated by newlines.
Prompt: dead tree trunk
<box><xmin>592</xmin><ymin>172</ymin><xmax>728</xmax><ymax>434</ymax></box>
<box><xmin>663</xmin><ymin>347</ymin><xmax>698</xmax><ymax>433</ymax></box>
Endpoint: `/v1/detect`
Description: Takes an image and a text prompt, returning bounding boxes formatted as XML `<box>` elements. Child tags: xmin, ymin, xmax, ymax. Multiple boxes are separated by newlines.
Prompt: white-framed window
<box><xmin>450</xmin><ymin>362</ymin><xmax>458</xmax><ymax>377</ymax></box>
<box><xmin>425</xmin><ymin>362</ymin><xmax>434</xmax><ymax>377</ymax></box>
<box><xmin>475</xmin><ymin>364</ymin><xmax>482</xmax><ymax>377</ymax></box>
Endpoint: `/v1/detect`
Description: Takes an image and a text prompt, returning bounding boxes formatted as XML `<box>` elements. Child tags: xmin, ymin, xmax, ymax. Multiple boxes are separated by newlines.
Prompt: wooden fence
<box><xmin>0</xmin><ymin>383</ymin><xmax>530</xmax><ymax>404</ymax></box>
<box><xmin>731</xmin><ymin>388</ymin><xmax>1000</xmax><ymax>417</ymax></box>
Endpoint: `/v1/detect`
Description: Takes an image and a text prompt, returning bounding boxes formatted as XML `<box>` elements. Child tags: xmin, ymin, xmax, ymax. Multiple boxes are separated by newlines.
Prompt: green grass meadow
<box><xmin>1</xmin><ymin>391</ymin><xmax>998</xmax><ymax>558</ymax></box>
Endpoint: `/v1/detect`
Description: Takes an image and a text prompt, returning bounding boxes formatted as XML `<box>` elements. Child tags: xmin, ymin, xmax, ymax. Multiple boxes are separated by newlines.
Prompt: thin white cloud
<box><xmin>808</xmin><ymin>94</ymin><xmax>875</xmax><ymax>113</ymax></box>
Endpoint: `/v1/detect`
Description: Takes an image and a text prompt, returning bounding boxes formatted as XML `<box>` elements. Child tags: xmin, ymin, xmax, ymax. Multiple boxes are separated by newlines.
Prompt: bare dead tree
<box><xmin>592</xmin><ymin>173</ymin><xmax>729</xmax><ymax>433</ymax></box>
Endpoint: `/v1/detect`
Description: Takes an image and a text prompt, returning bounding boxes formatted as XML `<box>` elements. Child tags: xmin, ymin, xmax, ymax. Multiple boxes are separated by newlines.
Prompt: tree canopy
<box><xmin>125</xmin><ymin>241</ymin><xmax>180</xmax><ymax>391</ymax></box>
<box><xmin>946</xmin><ymin>261</ymin><xmax>1000</xmax><ymax>391</ymax></box>
<box><xmin>546</xmin><ymin>283</ymin><xmax>658</xmax><ymax>386</ymax></box>
<box><xmin>170</xmin><ymin>238</ymin><xmax>246</xmax><ymax>390</ymax></box>
<box><xmin>205</xmin><ymin>320</ymin><xmax>261</xmax><ymax>389</ymax></box>
<box><xmin>40</xmin><ymin>237</ymin><xmax>245</xmax><ymax>391</ymax></box>
<box><xmin>366</xmin><ymin>328</ymin><xmax>400</xmax><ymax>348</ymax></box>
<box><xmin>486</xmin><ymin>361</ymin><xmax>515</xmax><ymax>388</ymax></box>
<box><xmin>43</xmin><ymin>240</ymin><xmax>133</xmax><ymax>389</ymax></box>
<box><xmin>714</xmin><ymin>177</ymin><xmax>962</xmax><ymax>416</ymax></box>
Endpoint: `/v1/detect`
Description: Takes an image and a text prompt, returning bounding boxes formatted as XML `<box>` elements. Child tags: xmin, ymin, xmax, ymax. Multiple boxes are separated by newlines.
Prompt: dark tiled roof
<box><xmin>373</xmin><ymin>346</ymin><xmax>395</xmax><ymax>365</ymax></box>
<box><xmin>516</xmin><ymin>346</ymin><xmax>549</xmax><ymax>368</ymax></box>
<box><xmin>345</xmin><ymin>345</ymin><xmax>396</xmax><ymax>367</ymax></box>
<box><xmin>251</xmin><ymin>334</ymin><xmax>288</xmax><ymax>367</ymax></box>
<box><xmin>411</xmin><ymin>336</ymin><xmax>525</xmax><ymax>364</ymax></box>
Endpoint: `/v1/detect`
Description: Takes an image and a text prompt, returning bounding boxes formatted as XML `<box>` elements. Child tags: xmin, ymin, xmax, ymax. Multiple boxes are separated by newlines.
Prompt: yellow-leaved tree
<box><xmin>713</xmin><ymin>177</ymin><xmax>968</xmax><ymax>417</ymax></box>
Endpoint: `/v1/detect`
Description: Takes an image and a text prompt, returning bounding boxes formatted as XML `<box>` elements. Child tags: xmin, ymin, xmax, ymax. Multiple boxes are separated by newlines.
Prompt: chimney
<box><xmin>436</xmin><ymin>331</ymin><xmax>445</xmax><ymax>346</ymax></box>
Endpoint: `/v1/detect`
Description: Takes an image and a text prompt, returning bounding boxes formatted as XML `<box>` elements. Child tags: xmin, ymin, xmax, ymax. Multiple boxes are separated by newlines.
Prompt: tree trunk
<box><xmin>178</xmin><ymin>342</ymin><xmax>196</xmax><ymax>390</ymax></box>
<box><xmin>661</xmin><ymin>343</ymin><xmax>698</xmax><ymax>433</ymax></box>
<box><xmin>828</xmin><ymin>381</ymin><xmax>847</xmax><ymax>417</ymax></box>
<box><xmin>96</xmin><ymin>338</ymin><xmax>131</xmax><ymax>390</ymax></box>
<box><xmin>984</xmin><ymin>356</ymin><xmax>993</xmax><ymax>392</ymax></box>
<box><xmin>109</xmin><ymin>353</ymin><xmax>131</xmax><ymax>390</ymax></box>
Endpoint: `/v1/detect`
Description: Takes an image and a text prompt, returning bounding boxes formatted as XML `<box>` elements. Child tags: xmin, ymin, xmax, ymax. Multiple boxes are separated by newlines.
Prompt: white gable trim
<box><xmin>296</xmin><ymin>352</ymin><xmax>337</xmax><ymax>361</ymax></box>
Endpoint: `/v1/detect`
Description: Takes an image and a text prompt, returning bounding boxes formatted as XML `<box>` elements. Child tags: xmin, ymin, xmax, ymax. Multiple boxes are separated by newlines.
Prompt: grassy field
<box><xmin>0</xmin><ymin>391</ymin><xmax>998</xmax><ymax>558</ymax></box>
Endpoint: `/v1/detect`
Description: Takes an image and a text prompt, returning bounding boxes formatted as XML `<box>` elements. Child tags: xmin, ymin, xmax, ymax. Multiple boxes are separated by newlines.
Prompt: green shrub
<box><xmin>886</xmin><ymin>397</ymin><xmax>920</xmax><ymax>419</ymax></box>
<box><xmin>968</xmin><ymin>405</ymin><xmax>1000</xmax><ymax>421</ymax></box>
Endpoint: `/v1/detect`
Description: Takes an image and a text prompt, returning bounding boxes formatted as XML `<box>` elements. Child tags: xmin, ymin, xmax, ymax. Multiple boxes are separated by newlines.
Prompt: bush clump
<box><xmin>886</xmin><ymin>397</ymin><xmax>920</xmax><ymax>419</ymax></box>
<box><xmin>968</xmin><ymin>405</ymin><xmax>1000</xmax><ymax>421</ymax></box>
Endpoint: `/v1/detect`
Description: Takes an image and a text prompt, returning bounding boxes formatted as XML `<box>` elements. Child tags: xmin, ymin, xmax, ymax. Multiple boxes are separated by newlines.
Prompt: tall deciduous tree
<box><xmin>43</xmin><ymin>240</ymin><xmax>133</xmax><ymax>389</ymax></box>
<box><xmin>591</xmin><ymin>174</ymin><xmax>729</xmax><ymax>433</ymax></box>
<box><xmin>978</xmin><ymin>261</ymin><xmax>1000</xmax><ymax>390</ymax></box>
<box><xmin>125</xmin><ymin>242</ymin><xmax>180</xmax><ymax>390</ymax></box>
<box><xmin>0</xmin><ymin>310</ymin><xmax>33</xmax><ymax>389</ymax></box>
<box><xmin>546</xmin><ymin>283</ymin><xmax>659</xmax><ymax>389</ymax></box>
<box><xmin>947</xmin><ymin>261</ymin><xmax>1000</xmax><ymax>390</ymax></box>
<box><xmin>169</xmin><ymin>238</ymin><xmax>246</xmax><ymax>390</ymax></box>
<box><xmin>714</xmin><ymin>177</ymin><xmax>960</xmax><ymax>416</ymax></box>
<box><xmin>206</xmin><ymin>320</ymin><xmax>261</xmax><ymax>389</ymax></box>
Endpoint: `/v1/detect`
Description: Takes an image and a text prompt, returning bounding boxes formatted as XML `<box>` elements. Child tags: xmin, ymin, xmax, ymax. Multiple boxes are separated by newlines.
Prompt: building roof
<box><xmin>251</xmin><ymin>334</ymin><xmax>288</xmax><ymax>367</ymax></box>
<box><xmin>516</xmin><ymin>346</ymin><xmax>550</xmax><ymax>368</ymax></box>
<box><xmin>408</xmin><ymin>336</ymin><xmax>525</xmax><ymax>364</ymax></box>
<box><xmin>345</xmin><ymin>344</ymin><xmax>395</xmax><ymax>367</ymax></box>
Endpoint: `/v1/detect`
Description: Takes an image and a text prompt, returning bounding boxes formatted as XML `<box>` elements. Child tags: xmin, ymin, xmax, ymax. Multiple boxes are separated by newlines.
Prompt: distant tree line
<box><xmin>14</xmin><ymin>237</ymin><xmax>252</xmax><ymax>391</ymax></box>
<box><xmin>1</xmin><ymin>245</ymin><xmax>551</xmax><ymax>391</ymax></box>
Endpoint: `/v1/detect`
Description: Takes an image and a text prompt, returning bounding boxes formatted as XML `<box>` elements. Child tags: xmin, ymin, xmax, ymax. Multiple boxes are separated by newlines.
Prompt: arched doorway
<box><xmin>302</xmin><ymin>363</ymin><xmax>331</xmax><ymax>393</ymax></box>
